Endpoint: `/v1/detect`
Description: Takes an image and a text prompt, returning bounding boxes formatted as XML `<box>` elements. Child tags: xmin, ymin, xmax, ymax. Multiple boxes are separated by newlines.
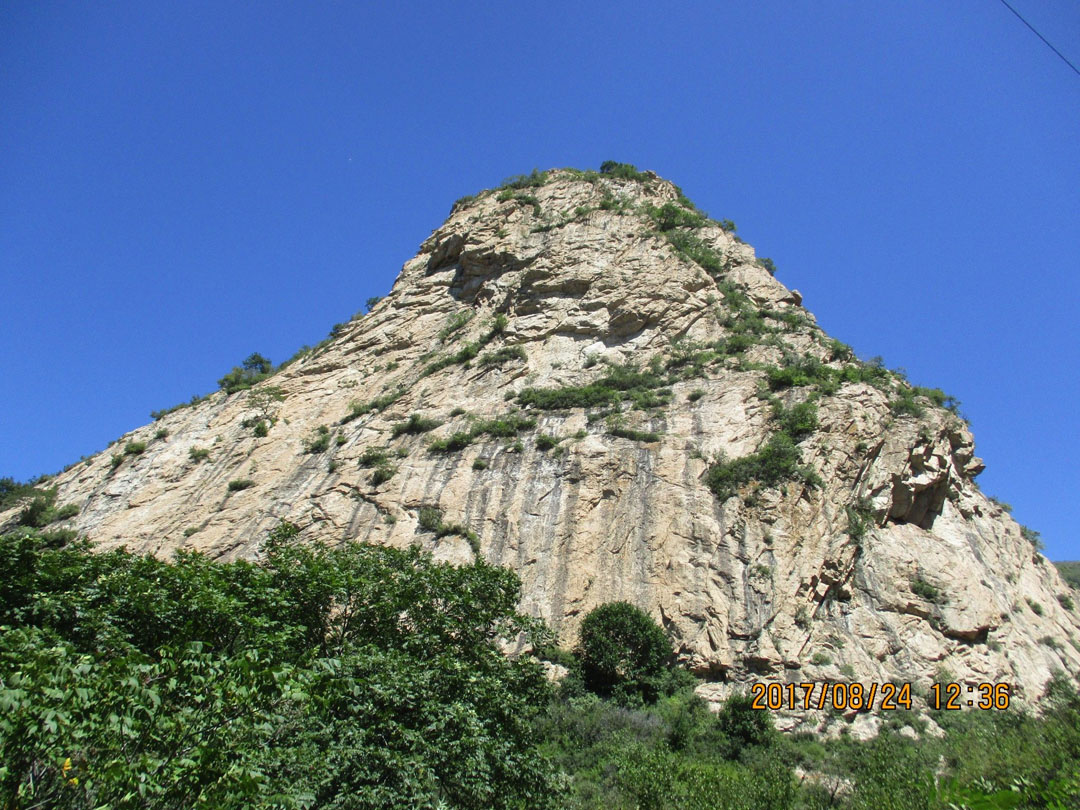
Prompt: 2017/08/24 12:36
<box><xmin>749</xmin><ymin>681</ymin><xmax>1011</xmax><ymax>712</ymax></box>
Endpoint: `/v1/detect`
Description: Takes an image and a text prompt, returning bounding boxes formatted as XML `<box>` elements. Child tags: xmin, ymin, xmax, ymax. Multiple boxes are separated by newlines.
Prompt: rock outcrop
<box><xmin>6</xmin><ymin>167</ymin><xmax>1078</xmax><ymax>729</ymax></box>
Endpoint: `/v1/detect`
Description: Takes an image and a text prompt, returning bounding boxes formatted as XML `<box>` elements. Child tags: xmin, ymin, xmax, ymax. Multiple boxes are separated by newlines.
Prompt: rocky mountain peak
<box><xmin>5</xmin><ymin>164</ymin><xmax>1077</xmax><ymax>732</ymax></box>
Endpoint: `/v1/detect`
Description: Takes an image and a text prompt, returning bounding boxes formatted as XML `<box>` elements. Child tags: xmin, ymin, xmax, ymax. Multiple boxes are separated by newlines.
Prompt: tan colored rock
<box><xmin>5</xmin><ymin>168</ymin><xmax>1078</xmax><ymax>725</ymax></box>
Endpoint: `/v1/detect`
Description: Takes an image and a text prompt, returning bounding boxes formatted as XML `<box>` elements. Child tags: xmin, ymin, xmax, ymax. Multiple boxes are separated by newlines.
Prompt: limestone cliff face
<box><xmin>7</xmin><ymin>168</ymin><xmax>1078</xmax><ymax>724</ymax></box>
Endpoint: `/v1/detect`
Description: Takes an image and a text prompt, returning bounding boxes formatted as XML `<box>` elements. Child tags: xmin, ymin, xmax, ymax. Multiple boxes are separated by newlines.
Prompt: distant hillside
<box><xmin>1056</xmin><ymin>561</ymin><xmax>1080</xmax><ymax>591</ymax></box>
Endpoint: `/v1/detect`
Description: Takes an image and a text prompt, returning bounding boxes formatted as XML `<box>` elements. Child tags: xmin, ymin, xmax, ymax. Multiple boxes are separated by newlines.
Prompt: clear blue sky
<box><xmin>2</xmin><ymin>1</ymin><xmax>1077</xmax><ymax>559</ymax></box>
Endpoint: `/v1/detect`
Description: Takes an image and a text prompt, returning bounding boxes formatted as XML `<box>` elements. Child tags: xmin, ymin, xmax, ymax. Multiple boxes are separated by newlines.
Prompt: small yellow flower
<box><xmin>62</xmin><ymin>757</ymin><xmax>72</xmax><ymax>774</ymax></box>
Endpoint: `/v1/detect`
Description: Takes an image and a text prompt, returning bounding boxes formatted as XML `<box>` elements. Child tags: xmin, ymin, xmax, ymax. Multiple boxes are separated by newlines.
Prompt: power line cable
<box><xmin>996</xmin><ymin>0</ymin><xmax>1080</xmax><ymax>78</ymax></box>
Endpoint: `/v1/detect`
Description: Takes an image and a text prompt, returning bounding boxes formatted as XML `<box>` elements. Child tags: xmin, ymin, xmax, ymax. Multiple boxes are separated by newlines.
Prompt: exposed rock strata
<box><xmin>6</xmin><ymin>169</ymin><xmax>1078</xmax><ymax>728</ymax></box>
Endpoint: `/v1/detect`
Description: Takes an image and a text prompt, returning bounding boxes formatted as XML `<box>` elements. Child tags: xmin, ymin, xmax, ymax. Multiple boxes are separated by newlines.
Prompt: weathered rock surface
<box><xmin>6</xmin><ymin>168</ymin><xmax>1078</xmax><ymax>727</ymax></box>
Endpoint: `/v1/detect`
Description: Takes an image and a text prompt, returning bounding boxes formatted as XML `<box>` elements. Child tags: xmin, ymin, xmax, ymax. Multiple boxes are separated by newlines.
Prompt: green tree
<box><xmin>576</xmin><ymin>601</ymin><xmax>675</xmax><ymax>705</ymax></box>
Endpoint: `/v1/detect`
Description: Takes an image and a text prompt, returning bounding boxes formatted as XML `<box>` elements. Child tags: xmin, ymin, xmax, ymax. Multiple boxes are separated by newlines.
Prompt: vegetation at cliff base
<box><xmin>2</xmin><ymin>526</ymin><xmax>1080</xmax><ymax>809</ymax></box>
<box><xmin>0</xmin><ymin>526</ymin><xmax>554</xmax><ymax>809</ymax></box>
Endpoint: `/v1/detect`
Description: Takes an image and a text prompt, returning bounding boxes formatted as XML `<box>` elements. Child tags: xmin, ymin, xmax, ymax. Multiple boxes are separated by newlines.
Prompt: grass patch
<box><xmin>429</xmin><ymin>411</ymin><xmax>536</xmax><ymax>453</ymax></box>
<box><xmin>438</xmin><ymin>310</ymin><xmax>474</xmax><ymax>342</ymax></box>
<box><xmin>370</xmin><ymin>464</ymin><xmax>396</xmax><ymax>486</ymax></box>
<box><xmin>535</xmin><ymin>434</ymin><xmax>560</xmax><ymax>451</ymax></box>
<box><xmin>303</xmin><ymin>426</ymin><xmax>332</xmax><ymax>454</ymax></box>
<box><xmin>518</xmin><ymin>362</ymin><xmax>669</xmax><ymax>412</ymax></box>
<box><xmin>340</xmin><ymin>388</ymin><xmax>403</xmax><ymax>424</ymax></box>
<box><xmin>188</xmin><ymin>447</ymin><xmax>210</xmax><ymax>463</ymax></box>
<box><xmin>416</xmin><ymin>506</ymin><xmax>481</xmax><ymax>554</ymax></box>
<box><xmin>479</xmin><ymin>346</ymin><xmax>527</xmax><ymax>367</ymax></box>
<box><xmin>391</xmin><ymin>414</ymin><xmax>442</xmax><ymax>438</ymax></box>
<box><xmin>606</xmin><ymin>418</ymin><xmax>661</xmax><ymax>443</ymax></box>
<box><xmin>911</xmin><ymin>578</ymin><xmax>944</xmax><ymax>604</ymax></box>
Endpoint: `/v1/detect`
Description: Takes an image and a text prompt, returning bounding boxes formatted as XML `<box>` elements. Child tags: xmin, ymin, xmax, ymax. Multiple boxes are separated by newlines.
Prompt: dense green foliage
<box><xmin>3</xmin><ymin>528</ymin><xmax>1080</xmax><ymax>808</ymax></box>
<box><xmin>705</xmin><ymin>433</ymin><xmax>821</xmax><ymax>502</ymax></box>
<box><xmin>428</xmin><ymin>411</ymin><xmax>536</xmax><ymax>453</ymax></box>
<box><xmin>13</xmin><ymin>487</ymin><xmax>79</xmax><ymax>528</ymax></box>
<box><xmin>0</xmin><ymin>527</ymin><xmax>555</xmax><ymax>809</ymax></box>
<box><xmin>0</xmin><ymin>478</ymin><xmax>44</xmax><ymax>512</ymax></box>
<box><xmin>390</xmin><ymin>413</ymin><xmax>442</xmax><ymax>438</ymax></box>
<box><xmin>518</xmin><ymin>362</ymin><xmax>670</xmax><ymax>412</ymax></box>
<box><xmin>574</xmin><ymin>602</ymin><xmax>680</xmax><ymax>706</ymax></box>
<box><xmin>540</xmin><ymin>676</ymin><xmax>1080</xmax><ymax>809</ymax></box>
<box><xmin>1056</xmin><ymin>561</ymin><xmax>1080</xmax><ymax>591</ymax></box>
<box><xmin>218</xmin><ymin>353</ymin><xmax>274</xmax><ymax>395</ymax></box>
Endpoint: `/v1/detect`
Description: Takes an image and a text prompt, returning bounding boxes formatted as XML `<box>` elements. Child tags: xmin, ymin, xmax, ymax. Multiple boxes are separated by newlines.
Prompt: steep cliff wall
<box><xmin>5</xmin><ymin>167</ymin><xmax>1077</xmax><ymax>727</ymax></box>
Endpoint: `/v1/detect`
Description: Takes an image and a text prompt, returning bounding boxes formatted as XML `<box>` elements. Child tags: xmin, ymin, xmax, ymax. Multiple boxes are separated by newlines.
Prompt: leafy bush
<box><xmin>124</xmin><ymin>440</ymin><xmax>146</xmax><ymax>455</ymax></box>
<box><xmin>500</xmin><ymin>168</ymin><xmax>548</xmax><ymax>189</ymax></box>
<box><xmin>536</xmin><ymin>434</ymin><xmax>560</xmax><ymax>451</ymax></box>
<box><xmin>1027</xmin><ymin>598</ymin><xmax>1045</xmax><ymax>616</ymax></box>
<box><xmin>217</xmin><ymin>353</ymin><xmax>273</xmax><ymax>395</ymax></box>
<box><xmin>766</xmin><ymin>354</ymin><xmax>836</xmax><ymax>392</ymax></box>
<box><xmin>438</xmin><ymin>310</ymin><xmax>474</xmax><ymax>341</ymax></box>
<box><xmin>607</xmin><ymin>423</ymin><xmax>662</xmax><ymax>443</ymax></box>
<box><xmin>664</xmin><ymin>230</ymin><xmax>728</xmax><ymax>277</ymax></box>
<box><xmin>390</xmin><ymin>413</ymin><xmax>441</xmax><ymax>438</ymax></box>
<box><xmin>705</xmin><ymin>433</ymin><xmax>820</xmax><ymax>502</ymax></box>
<box><xmin>430</xmin><ymin>410</ymin><xmax>537</xmax><ymax>454</ymax></box>
<box><xmin>227</xmin><ymin>479</ymin><xmax>255</xmax><ymax>492</ymax></box>
<box><xmin>423</xmin><ymin>315</ymin><xmax>510</xmax><ymax>376</ymax></box>
<box><xmin>340</xmin><ymin>388</ymin><xmax>403</xmax><ymax>423</ymax></box>
<box><xmin>1021</xmin><ymin>525</ymin><xmax>1045</xmax><ymax>551</ymax></box>
<box><xmin>429</xmin><ymin>431</ymin><xmax>476</xmax><ymax>453</ymax></box>
<box><xmin>519</xmin><ymin>362</ymin><xmax>669</xmax><ymax>412</ymax></box>
<box><xmin>845</xmin><ymin>497</ymin><xmax>876</xmax><ymax>543</ymax></box>
<box><xmin>1055</xmin><ymin>561</ymin><xmax>1080</xmax><ymax>590</ymax></box>
<box><xmin>17</xmin><ymin>489</ymin><xmax>78</xmax><ymax>528</ymax></box>
<box><xmin>599</xmin><ymin>161</ymin><xmax>650</xmax><ymax>181</ymax></box>
<box><xmin>303</xmin><ymin>425</ymin><xmax>331</xmax><ymax>454</ymax></box>
<box><xmin>418</xmin><ymin>505</ymin><xmax>444</xmax><ymax>532</ymax></box>
<box><xmin>577</xmin><ymin>602</ymin><xmax>677</xmax><ymax>706</ymax></box>
<box><xmin>645</xmin><ymin>201</ymin><xmax>707</xmax><ymax>232</ymax></box>
<box><xmin>358</xmin><ymin>447</ymin><xmax>389</xmax><ymax>467</ymax></box>
<box><xmin>369</xmin><ymin>463</ymin><xmax>396</xmax><ymax>486</ymax></box>
<box><xmin>910</xmin><ymin>578</ymin><xmax>943</xmax><ymax>603</ymax></box>
<box><xmin>189</xmin><ymin>447</ymin><xmax>210</xmax><ymax>462</ymax></box>
<box><xmin>0</xmin><ymin>478</ymin><xmax>42</xmax><ymax>512</ymax></box>
<box><xmin>772</xmin><ymin>399</ymin><xmax>818</xmax><ymax>441</ymax></box>
<box><xmin>479</xmin><ymin>345</ymin><xmax>527</xmax><ymax>366</ymax></box>
<box><xmin>519</xmin><ymin>382</ymin><xmax>619</xmax><ymax>410</ymax></box>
